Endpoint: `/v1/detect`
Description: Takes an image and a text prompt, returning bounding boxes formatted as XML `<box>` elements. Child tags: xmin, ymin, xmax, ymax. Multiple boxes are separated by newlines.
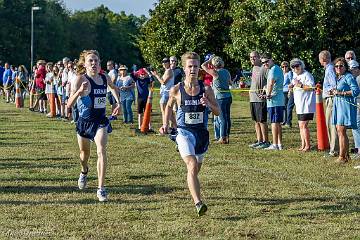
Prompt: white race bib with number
<box><xmin>94</xmin><ymin>97</ymin><xmax>106</xmax><ymax>109</ymax></box>
<box><xmin>185</xmin><ymin>112</ymin><xmax>203</xmax><ymax>124</ymax></box>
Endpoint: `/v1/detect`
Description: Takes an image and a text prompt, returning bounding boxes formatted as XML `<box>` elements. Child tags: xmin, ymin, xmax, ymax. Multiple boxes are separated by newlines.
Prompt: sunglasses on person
<box><xmin>261</xmin><ymin>60</ymin><xmax>269</xmax><ymax>64</ymax></box>
<box><xmin>334</xmin><ymin>64</ymin><xmax>345</xmax><ymax>68</ymax></box>
<box><xmin>346</xmin><ymin>57</ymin><xmax>353</xmax><ymax>60</ymax></box>
<box><xmin>281</xmin><ymin>65</ymin><xmax>288</xmax><ymax>68</ymax></box>
<box><xmin>291</xmin><ymin>64</ymin><xmax>301</xmax><ymax>68</ymax></box>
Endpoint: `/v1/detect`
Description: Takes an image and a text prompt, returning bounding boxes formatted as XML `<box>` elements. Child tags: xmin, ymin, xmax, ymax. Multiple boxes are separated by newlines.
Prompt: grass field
<box><xmin>1</xmin><ymin>93</ymin><xmax>360</xmax><ymax>239</ymax></box>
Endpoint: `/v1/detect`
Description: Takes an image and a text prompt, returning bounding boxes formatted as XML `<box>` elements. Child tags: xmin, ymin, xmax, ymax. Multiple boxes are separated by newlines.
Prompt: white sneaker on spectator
<box><xmin>278</xmin><ymin>144</ymin><xmax>283</xmax><ymax>150</ymax></box>
<box><xmin>264</xmin><ymin>144</ymin><xmax>279</xmax><ymax>150</ymax></box>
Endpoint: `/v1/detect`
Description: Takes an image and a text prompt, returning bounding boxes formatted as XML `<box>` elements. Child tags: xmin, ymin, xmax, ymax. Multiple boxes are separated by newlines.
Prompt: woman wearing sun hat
<box><xmin>288</xmin><ymin>58</ymin><xmax>316</xmax><ymax>152</ymax></box>
<box><xmin>117</xmin><ymin>65</ymin><xmax>135</xmax><ymax>124</ymax></box>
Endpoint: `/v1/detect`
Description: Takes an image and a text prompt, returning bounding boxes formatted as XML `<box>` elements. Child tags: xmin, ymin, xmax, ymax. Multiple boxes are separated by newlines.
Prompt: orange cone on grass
<box><xmin>15</xmin><ymin>77</ymin><xmax>23</xmax><ymax>108</ymax></box>
<box><xmin>49</xmin><ymin>92</ymin><xmax>56</xmax><ymax>117</ymax></box>
<box><xmin>315</xmin><ymin>84</ymin><xmax>329</xmax><ymax>150</ymax></box>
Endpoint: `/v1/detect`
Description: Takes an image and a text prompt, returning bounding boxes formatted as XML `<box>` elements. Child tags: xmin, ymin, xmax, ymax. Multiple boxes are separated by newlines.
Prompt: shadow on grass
<box><xmin>0</xmin><ymin>184</ymin><xmax>176</xmax><ymax>196</ymax></box>
<box><xmin>0</xmin><ymin>156</ymin><xmax>73</xmax><ymax>161</ymax></box>
<box><xmin>127</xmin><ymin>173</ymin><xmax>168</xmax><ymax>180</ymax></box>
<box><xmin>0</xmin><ymin>141</ymin><xmax>61</xmax><ymax>147</ymax></box>
<box><xmin>0</xmin><ymin>176</ymin><xmax>95</xmax><ymax>182</ymax></box>
<box><xmin>110</xmin><ymin>184</ymin><xmax>176</xmax><ymax>195</ymax></box>
<box><xmin>0</xmin><ymin>162</ymin><xmax>75</xmax><ymax>169</ymax></box>
<box><xmin>217</xmin><ymin>196</ymin><xmax>360</xmax><ymax>216</ymax></box>
<box><xmin>218</xmin><ymin>216</ymin><xmax>247</xmax><ymax>221</ymax></box>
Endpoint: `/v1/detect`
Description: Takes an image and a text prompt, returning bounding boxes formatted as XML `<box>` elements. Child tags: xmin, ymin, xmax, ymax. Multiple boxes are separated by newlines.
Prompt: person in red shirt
<box><xmin>34</xmin><ymin>60</ymin><xmax>47</xmax><ymax>113</ymax></box>
<box><xmin>202</xmin><ymin>54</ymin><xmax>214</xmax><ymax>86</ymax></box>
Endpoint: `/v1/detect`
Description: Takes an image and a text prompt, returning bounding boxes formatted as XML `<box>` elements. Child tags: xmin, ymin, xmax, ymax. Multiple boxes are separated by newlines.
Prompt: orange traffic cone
<box><xmin>140</xmin><ymin>88</ymin><xmax>153</xmax><ymax>133</ymax></box>
<box><xmin>316</xmin><ymin>85</ymin><xmax>329</xmax><ymax>150</ymax></box>
<box><xmin>15</xmin><ymin>77</ymin><xmax>23</xmax><ymax>108</ymax></box>
<box><xmin>49</xmin><ymin>92</ymin><xmax>56</xmax><ymax>117</ymax></box>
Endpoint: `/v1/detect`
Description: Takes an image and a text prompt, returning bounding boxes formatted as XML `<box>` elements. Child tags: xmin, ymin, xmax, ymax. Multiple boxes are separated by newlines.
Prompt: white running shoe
<box><xmin>97</xmin><ymin>188</ymin><xmax>108</xmax><ymax>202</ymax></box>
<box><xmin>264</xmin><ymin>144</ymin><xmax>279</xmax><ymax>150</ymax></box>
<box><xmin>78</xmin><ymin>173</ymin><xmax>88</xmax><ymax>190</ymax></box>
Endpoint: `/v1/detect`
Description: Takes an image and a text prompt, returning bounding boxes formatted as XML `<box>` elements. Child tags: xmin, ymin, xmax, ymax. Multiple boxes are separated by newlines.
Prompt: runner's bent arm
<box><xmin>203</xmin><ymin>86</ymin><xmax>220</xmax><ymax>116</ymax></box>
<box><xmin>160</xmin><ymin>86</ymin><xmax>178</xmax><ymax>134</ymax></box>
<box><xmin>67</xmin><ymin>75</ymin><xmax>85</xmax><ymax>108</ymax></box>
<box><xmin>107</xmin><ymin>75</ymin><xmax>120</xmax><ymax>105</ymax></box>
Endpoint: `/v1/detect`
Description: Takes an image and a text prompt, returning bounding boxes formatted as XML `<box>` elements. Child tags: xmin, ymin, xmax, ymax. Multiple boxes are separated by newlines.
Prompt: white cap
<box><xmin>348</xmin><ymin>60</ymin><xmax>359</xmax><ymax>70</ymax></box>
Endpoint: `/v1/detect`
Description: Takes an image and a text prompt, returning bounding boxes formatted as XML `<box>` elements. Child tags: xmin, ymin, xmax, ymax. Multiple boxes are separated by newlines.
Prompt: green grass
<box><xmin>1</xmin><ymin>94</ymin><xmax>360</xmax><ymax>239</ymax></box>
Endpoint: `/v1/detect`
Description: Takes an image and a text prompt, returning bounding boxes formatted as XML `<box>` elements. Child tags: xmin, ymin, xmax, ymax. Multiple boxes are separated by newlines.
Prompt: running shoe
<box><xmin>78</xmin><ymin>173</ymin><xmax>88</xmax><ymax>190</ymax></box>
<box><xmin>254</xmin><ymin>142</ymin><xmax>271</xmax><ymax>149</ymax></box>
<box><xmin>264</xmin><ymin>144</ymin><xmax>279</xmax><ymax>150</ymax></box>
<box><xmin>249</xmin><ymin>141</ymin><xmax>261</xmax><ymax>148</ymax></box>
<box><xmin>97</xmin><ymin>188</ymin><xmax>108</xmax><ymax>202</ymax></box>
<box><xmin>196</xmin><ymin>202</ymin><xmax>208</xmax><ymax>217</ymax></box>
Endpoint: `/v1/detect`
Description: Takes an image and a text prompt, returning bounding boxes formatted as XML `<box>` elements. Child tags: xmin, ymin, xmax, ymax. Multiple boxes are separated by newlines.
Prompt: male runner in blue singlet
<box><xmin>159</xmin><ymin>52</ymin><xmax>220</xmax><ymax>216</ymax></box>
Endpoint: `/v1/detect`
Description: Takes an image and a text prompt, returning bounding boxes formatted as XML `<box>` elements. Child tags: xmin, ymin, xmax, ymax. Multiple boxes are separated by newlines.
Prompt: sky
<box><xmin>62</xmin><ymin>0</ymin><xmax>158</xmax><ymax>16</ymax></box>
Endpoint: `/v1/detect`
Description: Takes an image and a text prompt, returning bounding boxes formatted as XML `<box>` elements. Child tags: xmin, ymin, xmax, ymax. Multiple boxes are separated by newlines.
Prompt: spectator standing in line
<box><xmin>3</xmin><ymin>63</ymin><xmax>13</xmax><ymax>103</ymax></box>
<box><xmin>34</xmin><ymin>60</ymin><xmax>47</xmax><ymax>113</ymax></box>
<box><xmin>248</xmin><ymin>51</ymin><xmax>270</xmax><ymax>149</ymax></box>
<box><xmin>0</xmin><ymin>61</ymin><xmax>5</xmax><ymax>99</ymax></box>
<box><xmin>117</xmin><ymin>65</ymin><xmax>135</xmax><ymax>124</ymax></box>
<box><xmin>107</xmin><ymin>60</ymin><xmax>119</xmax><ymax>121</ymax></box>
<box><xmin>131</xmin><ymin>68</ymin><xmax>154</xmax><ymax>130</ymax></box>
<box><xmin>331</xmin><ymin>57</ymin><xmax>360</xmax><ymax>164</ymax></box>
<box><xmin>17</xmin><ymin>65</ymin><xmax>29</xmax><ymax>100</ymax></box>
<box><xmin>202</xmin><ymin>54</ymin><xmax>214</xmax><ymax>87</ymax></box>
<box><xmin>151</xmin><ymin>57</ymin><xmax>176</xmax><ymax>131</ymax></box>
<box><xmin>61</xmin><ymin>57</ymin><xmax>70</xmax><ymax>119</ymax></box>
<box><xmin>261</xmin><ymin>52</ymin><xmax>285</xmax><ymax>150</ymax></box>
<box><xmin>281</xmin><ymin>61</ymin><xmax>294</xmax><ymax>128</ymax></box>
<box><xmin>345</xmin><ymin>50</ymin><xmax>356</xmax><ymax>62</ymax></box>
<box><xmin>319</xmin><ymin>50</ymin><xmax>339</xmax><ymax>157</ymax></box>
<box><xmin>289</xmin><ymin>58</ymin><xmax>316</xmax><ymax>151</ymax></box>
<box><xmin>348</xmin><ymin>60</ymin><xmax>360</xmax><ymax>160</ymax></box>
<box><xmin>201</xmin><ymin>55</ymin><xmax>232</xmax><ymax>144</ymax></box>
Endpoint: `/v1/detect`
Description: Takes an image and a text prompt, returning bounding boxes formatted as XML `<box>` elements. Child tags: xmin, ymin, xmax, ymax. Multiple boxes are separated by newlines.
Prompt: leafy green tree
<box><xmin>139</xmin><ymin>0</ymin><xmax>233</xmax><ymax>69</ymax></box>
<box><xmin>227</xmin><ymin>0</ymin><xmax>360</xmax><ymax>76</ymax></box>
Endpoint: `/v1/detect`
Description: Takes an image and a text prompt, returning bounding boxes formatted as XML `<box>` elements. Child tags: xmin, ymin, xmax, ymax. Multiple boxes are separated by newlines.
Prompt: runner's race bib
<box><xmin>94</xmin><ymin>97</ymin><xmax>106</xmax><ymax>109</ymax></box>
<box><xmin>185</xmin><ymin>112</ymin><xmax>203</xmax><ymax>124</ymax></box>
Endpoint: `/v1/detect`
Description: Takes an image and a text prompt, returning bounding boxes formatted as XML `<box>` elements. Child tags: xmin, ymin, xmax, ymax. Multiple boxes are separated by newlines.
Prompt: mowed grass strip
<box><xmin>1</xmin><ymin>94</ymin><xmax>360</xmax><ymax>239</ymax></box>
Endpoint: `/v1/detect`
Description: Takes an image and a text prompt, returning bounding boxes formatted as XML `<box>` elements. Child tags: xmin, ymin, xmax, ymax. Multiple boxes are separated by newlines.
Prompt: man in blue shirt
<box><xmin>3</xmin><ymin>63</ymin><xmax>13</xmax><ymax>103</ymax></box>
<box><xmin>261</xmin><ymin>53</ymin><xmax>285</xmax><ymax>150</ymax></box>
<box><xmin>319</xmin><ymin>50</ymin><xmax>339</xmax><ymax>157</ymax></box>
<box><xmin>0</xmin><ymin>61</ymin><xmax>5</xmax><ymax>99</ymax></box>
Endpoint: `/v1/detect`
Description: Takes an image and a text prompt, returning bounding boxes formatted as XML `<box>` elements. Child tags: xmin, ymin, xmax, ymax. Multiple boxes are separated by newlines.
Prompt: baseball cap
<box><xmin>137</xmin><ymin>68</ymin><xmax>147</xmax><ymax>75</ymax></box>
<box><xmin>118</xmin><ymin>65</ymin><xmax>128</xmax><ymax>70</ymax></box>
<box><xmin>204</xmin><ymin>53</ymin><xmax>213</xmax><ymax>62</ymax></box>
<box><xmin>162</xmin><ymin>57</ymin><xmax>170</xmax><ymax>63</ymax></box>
<box><xmin>348</xmin><ymin>60</ymin><xmax>359</xmax><ymax>70</ymax></box>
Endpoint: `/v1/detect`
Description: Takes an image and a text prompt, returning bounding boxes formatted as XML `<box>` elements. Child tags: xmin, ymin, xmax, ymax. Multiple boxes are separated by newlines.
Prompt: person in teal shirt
<box><xmin>261</xmin><ymin>53</ymin><xmax>285</xmax><ymax>150</ymax></box>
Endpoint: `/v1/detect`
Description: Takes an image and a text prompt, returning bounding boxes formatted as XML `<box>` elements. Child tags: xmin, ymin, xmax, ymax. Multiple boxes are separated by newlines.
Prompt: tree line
<box><xmin>140</xmin><ymin>0</ymin><xmax>360</xmax><ymax>79</ymax></box>
<box><xmin>0</xmin><ymin>0</ymin><xmax>146</xmax><ymax>69</ymax></box>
